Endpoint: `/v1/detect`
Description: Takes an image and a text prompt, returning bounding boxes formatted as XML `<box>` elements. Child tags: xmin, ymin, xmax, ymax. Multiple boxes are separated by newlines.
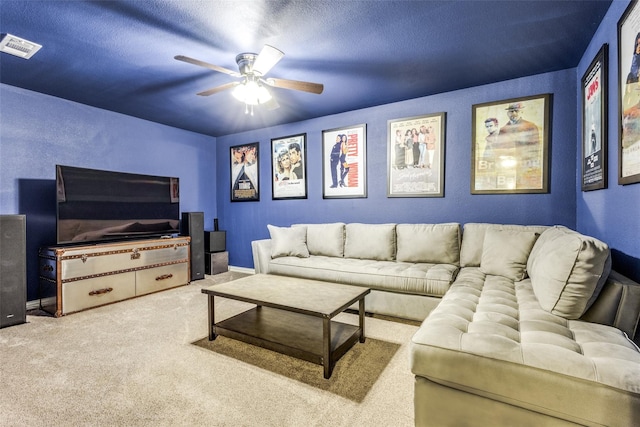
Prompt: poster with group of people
<box><xmin>387</xmin><ymin>113</ymin><xmax>445</xmax><ymax>197</ymax></box>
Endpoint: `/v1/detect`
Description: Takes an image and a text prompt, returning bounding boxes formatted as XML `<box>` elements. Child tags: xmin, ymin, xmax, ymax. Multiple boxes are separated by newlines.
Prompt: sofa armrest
<box><xmin>580</xmin><ymin>270</ymin><xmax>640</xmax><ymax>344</ymax></box>
<box><xmin>251</xmin><ymin>239</ymin><xmax>272</xmax><ymax>274</ymax></box>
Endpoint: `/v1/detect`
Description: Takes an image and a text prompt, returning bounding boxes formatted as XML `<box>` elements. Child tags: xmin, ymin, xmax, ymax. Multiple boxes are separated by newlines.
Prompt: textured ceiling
<box><xmin>0</xmin><ymin>0</ymin><xmax>612</xmax><ymax>137</ymax></box>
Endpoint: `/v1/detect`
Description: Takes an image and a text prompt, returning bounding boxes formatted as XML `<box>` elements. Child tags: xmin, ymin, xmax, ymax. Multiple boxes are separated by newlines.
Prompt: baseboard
<box><xmin>229</xmin><ymin>265</ymin><xmax>255</xmax><ymax>275</ymax></box>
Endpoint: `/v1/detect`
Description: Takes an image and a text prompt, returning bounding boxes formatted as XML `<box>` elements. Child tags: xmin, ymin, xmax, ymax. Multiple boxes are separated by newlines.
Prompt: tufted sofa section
<box><xmin>411</xmin><ymin>268</ymin><xmax>640</xmax><ymax>426</ymax></box>
<box><xmin>411</xmin><ymin>224</ymin><xmax>640</xmax><ymax>426</ymax></box>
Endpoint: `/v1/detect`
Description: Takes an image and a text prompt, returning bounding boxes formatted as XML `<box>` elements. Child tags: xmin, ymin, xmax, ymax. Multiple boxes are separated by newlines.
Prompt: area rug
<box><xmin>193</xmin><ymin>335</ymin><xmax>401</xmax><ymax>403</ymax></box>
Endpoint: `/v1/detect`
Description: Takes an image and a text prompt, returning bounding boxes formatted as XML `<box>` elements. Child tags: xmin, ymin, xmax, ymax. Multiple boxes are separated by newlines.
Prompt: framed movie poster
<box><xmin>230</xmin><ymin>142</ymin><xmax>259</xmax><ymax>202</ymax></box>
<box><xmin>387</xmin><ymin>112</ymin><xmax>446</xmax><ymax>197</ymax></box>
<box><xmin>471</xmin><ymin>94</ymin><xmax>551</xmax><ymax>194</ymax></box>
<box><xmin>322</xmin><ymin>124</ymin><xmax>367</xmax><ymax>198</ymax></box>
<box><xmin>582</xmin><ymin>44</ymin><xmax>608</xmax><ymax>191</ymax></box>
<box><xmin>271</xmin><ymin>133</ymin><xmax>307</xmax><ymax>199</ymax></box>
<box><xmin>618</xmin><ymin>0</ymin><xmax>640</xmax><ymax>185</ymax></box>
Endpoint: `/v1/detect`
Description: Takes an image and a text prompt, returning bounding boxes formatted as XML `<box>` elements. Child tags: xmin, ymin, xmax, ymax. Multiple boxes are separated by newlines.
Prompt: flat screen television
<box><xmin>56</xmin><ymin>165</ymin><xmax>180</xmax><ymax>244</ymax></box>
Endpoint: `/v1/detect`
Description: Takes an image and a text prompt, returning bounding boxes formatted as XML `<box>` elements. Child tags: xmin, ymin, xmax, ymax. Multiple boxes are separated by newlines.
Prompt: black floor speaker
<box><xmin>205</xmin><ymin>231</ymin><xmax>226</xmax><ymax>252</ymax></box>
<box><xmin>181</xmin><ymin>212</ymin><xmax>205</xmax><ymax>281</ymax></box>
<box><xmin>0</xmin><ymin>215</ymin><xmax>27</xmax><ymax>328</ymax></box>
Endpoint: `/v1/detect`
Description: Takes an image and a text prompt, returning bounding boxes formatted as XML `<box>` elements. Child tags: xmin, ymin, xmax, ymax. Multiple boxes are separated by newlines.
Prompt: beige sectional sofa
<box><xmin>251</xmin><ymin>222</ymin><xmax>640</xmax><ymax>426</ymax></box>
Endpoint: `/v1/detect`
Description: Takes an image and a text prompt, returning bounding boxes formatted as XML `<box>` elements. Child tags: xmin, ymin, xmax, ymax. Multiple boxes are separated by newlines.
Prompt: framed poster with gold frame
<box><xmin>471</xmin><ymin>94</ymin><xmax>551</xmax><ymax>194</ymax></box>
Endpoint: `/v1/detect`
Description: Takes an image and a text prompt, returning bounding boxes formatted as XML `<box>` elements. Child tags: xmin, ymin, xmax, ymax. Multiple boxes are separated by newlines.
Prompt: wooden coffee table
<box><xmin>201</xmin><ymin>274</ymin><xmax>370</xmax><ymax>379</ymax></box>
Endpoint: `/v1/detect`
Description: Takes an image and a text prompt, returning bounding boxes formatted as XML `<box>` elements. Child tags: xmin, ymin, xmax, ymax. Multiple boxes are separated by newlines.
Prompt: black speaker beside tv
<box><xmin>0</xmin><ymin>215</ymin><xmax>27</xmax><ymax>328</ymax></box>
<box><xmin>181</xmin><ymin>212</ymin><xmax>205</xmax><ymax>281</ymax></box>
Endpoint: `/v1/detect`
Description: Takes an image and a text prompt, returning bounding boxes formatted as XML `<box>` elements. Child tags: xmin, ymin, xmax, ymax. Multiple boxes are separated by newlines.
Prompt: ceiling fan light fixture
<box><xmin>232</xmin><ymin>78</ymin><xmax>272</xmax><ymax>107</ymax></box>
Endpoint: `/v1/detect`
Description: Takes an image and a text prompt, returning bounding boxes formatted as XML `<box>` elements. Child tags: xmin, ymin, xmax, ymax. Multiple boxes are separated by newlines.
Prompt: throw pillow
<box><xmin>527</xmin><ymin>226</ymin><xmax>611</xmax><ymax>319</ymax></box>
<box><xmin>344</xmin><ymin>223</ymin><xmax>396</xmax><ymax>261</ymax></box>
<box><xmin>267</xmin><ymin>224</ymin><xmax>309</xmax><ymax>259</ymax></box>
<box><xmin>396</xmin><ymin>223</ymin><xmax>461</xmax><ymax>265</ymax></box>
<box><xmin>479</xmin><ymin>229</ymin><xmax>539</xmax><ymax>281</ymax></box>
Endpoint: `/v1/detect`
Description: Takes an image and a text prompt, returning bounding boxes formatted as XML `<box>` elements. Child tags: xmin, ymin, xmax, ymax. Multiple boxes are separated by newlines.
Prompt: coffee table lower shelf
<box><xmin>213</xmin><ymin>306</ymin><xmax>362</xmax><ymax>379</ymax></box>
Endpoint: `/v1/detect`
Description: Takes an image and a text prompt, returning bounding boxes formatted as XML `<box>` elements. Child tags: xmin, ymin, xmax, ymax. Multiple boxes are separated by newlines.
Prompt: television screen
<box><xmin>56</xmin><ymin>165</ymin><xmax>180</xmax><ymax>244</ymax></box>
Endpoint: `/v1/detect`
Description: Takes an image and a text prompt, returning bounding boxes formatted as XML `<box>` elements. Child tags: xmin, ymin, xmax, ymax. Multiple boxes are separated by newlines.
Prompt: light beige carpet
<box><xmin>0</xmin><ymin>272</ymin><xmax>419</xmax><ymax>426</ymax></box>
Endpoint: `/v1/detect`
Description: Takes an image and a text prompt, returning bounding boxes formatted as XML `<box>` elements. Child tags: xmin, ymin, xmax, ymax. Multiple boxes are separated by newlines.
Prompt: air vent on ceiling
<box><xmin>0</xmin><ymin>33</ymin><xmax>42</xmax><ymax>59</ymax></box>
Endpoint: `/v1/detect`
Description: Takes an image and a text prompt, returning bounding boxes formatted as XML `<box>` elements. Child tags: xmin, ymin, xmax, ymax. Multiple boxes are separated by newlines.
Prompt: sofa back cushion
<box><xmin>479</xmin><ymin>229</ymin><xmax>539</xmax><ymax>281</ymax></box>
<box><xmin>396</xmin><ymin>223</ymin><xmax>461</xmax><ymax>265</ymax></box>
<box><xmin>460</xmin><ymin>223</ymin><xmax>549</xmax><ymax>267</ymax></box>
<box><xmin>267</xmin><ymin>224</ymin><xmax>310</xmax><ymax>259</ymax></box>
<box><xmin>344</xmin><ymin>223</ymin><xmax>396</xmax><ymax>261</ymax></box>
<box><xmin>293</xmin><ymin>223</ymin><xmax>345</xmax><ymax>257</ymax></box>
<box><xmin>527</xmin><ymin>226</ymin><xmax>611</xmax><ymax>319</ymax></box>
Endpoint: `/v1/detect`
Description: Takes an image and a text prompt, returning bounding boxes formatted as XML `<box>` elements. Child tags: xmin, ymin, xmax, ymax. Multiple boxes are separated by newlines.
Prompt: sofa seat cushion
<box><xmin>410</xmin><ymin>267</ymin><xmax>640</xmax><ymax>425</ymax></box>
<box><xmin>268</xmin><ymin>255</ymin><xmax>458</xmax><ymax>297</ymax></box>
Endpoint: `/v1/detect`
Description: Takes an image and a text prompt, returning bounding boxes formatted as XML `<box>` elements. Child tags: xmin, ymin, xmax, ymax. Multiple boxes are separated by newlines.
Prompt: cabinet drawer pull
<box><xmin>131</xmin><ymin>249</ymin><xmax>141</xmax><ymax>260</ymax></box>
<box><xmin>42</xmin><ymin>265</ymin><xmax>54</xmax><ymax>272</ymax></box>
<box><xmin>156</xmin><ymin>273</ymin><xmax>173</xmax><ymax>281</ymax></box>
<box><xmin>89</xmin><ymin>287</ymin><xmax>113</xmax><ymax>296</ymax></box>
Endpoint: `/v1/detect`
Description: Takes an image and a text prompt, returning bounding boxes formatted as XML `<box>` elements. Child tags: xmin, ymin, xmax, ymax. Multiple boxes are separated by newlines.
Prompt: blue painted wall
<box><xmin>0</xmin><ymin>84</ymin><xmax>216</xmax><ymax>300</ymax></box>
<box><xmin>3</xmin><ymin>1</ymin><xmax>639</xmax><ymax>304</ymax></box>
<box><xmin>217</xmin><ymin>69</ymin><xmax>578</xmax><ymax>269</ymax></box>
<box><xmin>575</xmin><ymin>0</ymin><xmax>640</xmax><ymax>282</ymax></box>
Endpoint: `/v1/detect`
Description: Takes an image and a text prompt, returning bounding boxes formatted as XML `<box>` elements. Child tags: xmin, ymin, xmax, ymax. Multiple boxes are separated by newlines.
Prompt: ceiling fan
<box><xmin>175</xmin><ymin>45</ymin><xmax>324</xmax><ymax>115</ymax></box>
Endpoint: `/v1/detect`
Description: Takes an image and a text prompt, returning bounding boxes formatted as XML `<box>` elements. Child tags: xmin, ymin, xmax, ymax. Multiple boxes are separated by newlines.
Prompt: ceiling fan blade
<box><xmin>175</xmin><ymin>55</ymin><xmax>240</xmax><ymax>77</ymax></box>
<box><xmin>197</xmin><ymin>81</ymin><xmax>239</xmax><ymax>96</ymax></box>
<box><xmin>265</xmin><ymin>78</ymin><xmax>324</xmax><ymax>94</ymax></box>
<box><xmin>252</xmin><ymin>45</ymin><xmax>284</xmax><ymax>76</ymax></box>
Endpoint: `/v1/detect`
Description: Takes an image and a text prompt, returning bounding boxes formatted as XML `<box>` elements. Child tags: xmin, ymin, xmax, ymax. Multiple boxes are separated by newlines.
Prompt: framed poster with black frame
<box><xmin>387</xmin><ymin>112</ymin><xmax>446</xmax><ymax>197</ymax></box>
<box><xmin>322</xmin><ymin>124</ymin><xmax>367</xmax><ymax>199</ymax></box>
<box><xmin>581</xmin><ymin>43</ymin><xmax>608</xmax><ymax>191</ymax></box>
<box><xmin>471</xmin><ymin>94</ymin><xmax>551</xmax><ymax>194</ymax></box>
<box><xmin>230</xmin><ymin>142</ymin><xmax>259</xmax><ymax>202</ymax></box>
<box><xmin>270</xmin><ymin>133</ymin><xmax>307</xmax><ymax>200</ymax></box>
<box><xmin>618</xmin><ymin>0</ymin><xmax>640</xmax><ymax>185</ymax></box>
